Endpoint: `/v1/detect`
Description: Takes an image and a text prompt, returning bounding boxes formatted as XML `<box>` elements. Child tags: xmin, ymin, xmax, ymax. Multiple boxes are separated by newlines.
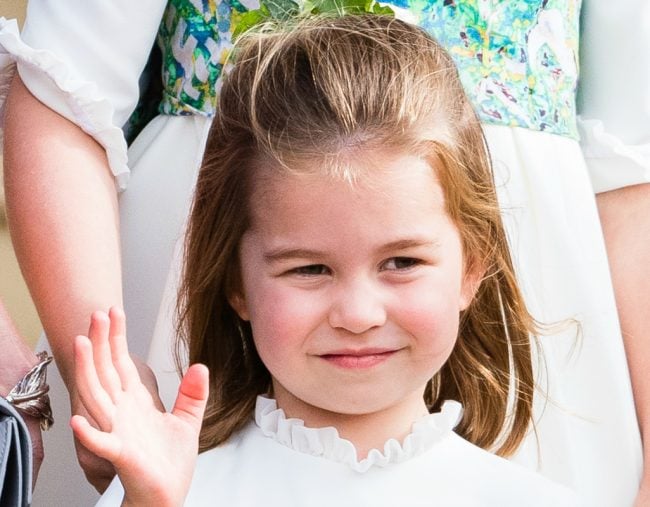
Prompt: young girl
<box><xmin>2</xmin><ymin>1</ymin><xmax>641</xmax><ymax>504</ymax></box>
<box><xmin>73</xmin><ymin>15</ymin><xmax>577</xmax><ymax>506</ymax></box>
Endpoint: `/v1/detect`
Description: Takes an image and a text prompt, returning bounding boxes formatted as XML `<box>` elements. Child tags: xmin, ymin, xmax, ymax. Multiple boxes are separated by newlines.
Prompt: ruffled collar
<box><xmin>254</xmin><ymin>396</ymin><xmax>462</xmax><ymax>473</ymax></box>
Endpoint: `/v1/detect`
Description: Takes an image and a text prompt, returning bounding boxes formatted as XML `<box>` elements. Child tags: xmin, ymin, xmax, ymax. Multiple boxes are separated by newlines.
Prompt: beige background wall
<box><xmin>0</xmin><ymin>0</ymin><xmax>25</xmax><ymax>22</ymax></box>
<box><xmin>0</xmin><ymin>0</ymin><xmax>40</xmax><ymax>346</ymax></box>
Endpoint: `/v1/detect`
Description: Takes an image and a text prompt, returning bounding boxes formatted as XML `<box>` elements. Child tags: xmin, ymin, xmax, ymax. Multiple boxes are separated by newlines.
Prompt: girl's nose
<box><xmin>328</xmin><ymin>277</ymin><xmax>387</xmax><ymax>334</ymax></box>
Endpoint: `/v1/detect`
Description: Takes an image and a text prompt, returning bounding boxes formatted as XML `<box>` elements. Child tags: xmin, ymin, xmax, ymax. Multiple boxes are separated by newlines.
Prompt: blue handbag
<box><xmin>0</xmin><ymin>398</ymin><xmax>31</xmax><ymax>507</ymax></box>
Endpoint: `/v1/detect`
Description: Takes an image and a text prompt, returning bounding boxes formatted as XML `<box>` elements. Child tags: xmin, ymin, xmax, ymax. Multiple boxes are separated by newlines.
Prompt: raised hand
<box><xmin>71</xmin><ymin>355</ymin><xmax>166</xmax><ymax>493</ymax></box>
<box><xmin>70</xmin><ymin>308</ymin><xmax>209</xmax><ymax>507</ymax></box>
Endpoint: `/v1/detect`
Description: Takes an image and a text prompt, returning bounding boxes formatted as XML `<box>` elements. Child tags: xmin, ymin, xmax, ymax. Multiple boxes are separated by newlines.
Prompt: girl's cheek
<box><xmin>395</xmin><ymin>287</ymin><xmax>461</xmax><ymax>355</ymax></box>
<box><xmin>250</xmin><ymin>285</ymin><xmax>328</xmax><ymax>348</ymax></box>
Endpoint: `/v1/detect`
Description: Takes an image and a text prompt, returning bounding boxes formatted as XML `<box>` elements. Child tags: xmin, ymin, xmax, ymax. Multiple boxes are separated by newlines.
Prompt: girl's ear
<box><xmin>459</xmin><ymin>260</ymin><xmax>485</xmax><ymax>311</ymax></box>
<box><xmin>228</xmin><ymin>292</ymin><xmax>250</xmax><ymax>321</ymax></box>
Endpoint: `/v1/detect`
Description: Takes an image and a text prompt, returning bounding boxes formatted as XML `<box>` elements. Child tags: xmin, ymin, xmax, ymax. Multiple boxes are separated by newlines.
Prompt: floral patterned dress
<box><xmin>155</xmin><ymin>0</ymin><xmax>578</xmax><ymax>137</ymax></box>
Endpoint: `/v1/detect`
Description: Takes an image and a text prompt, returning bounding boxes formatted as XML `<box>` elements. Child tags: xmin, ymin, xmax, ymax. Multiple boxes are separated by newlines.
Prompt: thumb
<box><xmin>171</xmin><ymin>363</ymin><xmax>209</xmax><ymax>429</ymax></box>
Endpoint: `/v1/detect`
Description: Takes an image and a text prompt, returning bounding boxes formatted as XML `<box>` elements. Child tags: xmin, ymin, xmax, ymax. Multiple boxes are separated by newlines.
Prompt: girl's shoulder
<box><xmin>433</xmin><ymin>432</ymin><xmax>580</xmax><ymax>505</ymax></box>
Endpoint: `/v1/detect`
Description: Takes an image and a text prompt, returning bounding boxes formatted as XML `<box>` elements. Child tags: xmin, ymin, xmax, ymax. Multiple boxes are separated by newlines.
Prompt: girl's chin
<box><xmin>274</xmin><ymin>387</ymin><xmax>429</xmax><ymax>426</ymax></box>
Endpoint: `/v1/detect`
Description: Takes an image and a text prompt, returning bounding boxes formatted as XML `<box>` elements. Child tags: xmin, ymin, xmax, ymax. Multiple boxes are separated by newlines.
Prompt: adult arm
<box><xmin>4</xmin><ymin>73</ymin><xmax>167</xmax><ymax>494</ymax></box>
<box><xmin>0</xmin><ymin>299</ymin><xmax>43</xmax><ymax>481</ymax></box>
<box><xmin>3</xmin><ymin>74</ymin><xmax>124</xmax><ymax>491</ymax></box>
<box><xmin>1</xmin><ymin>0</ymin><xmax>168</xmax><ymax>491</ymax></box>
<box><xmin>579</xmin><ymin>1</ymin><xmax>650</xmax><ymax>500</ymax></box>
<box><xmin>3</xmin><ymin>75</ymin><xmax>122</xmax><ymax>391</ymax></box>
<box><xmin>596</xmin><ymin>184</ymin><xmax>650</xmax><ymax>505</ymax></box>
<box><xmin>2</xmin><ymin>0</ymin><xmax>168</xmax><ymax>384</ymax></box>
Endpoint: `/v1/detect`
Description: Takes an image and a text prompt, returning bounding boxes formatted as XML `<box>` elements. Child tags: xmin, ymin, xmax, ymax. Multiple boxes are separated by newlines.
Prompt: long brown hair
<box><xmin>177</xmin><ymin>15</ymin><xmax>536</xmax><ymax>456</ymax></box>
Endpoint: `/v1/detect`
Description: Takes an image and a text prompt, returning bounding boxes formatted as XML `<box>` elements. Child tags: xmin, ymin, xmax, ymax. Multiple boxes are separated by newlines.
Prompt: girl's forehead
<box><xmin>240</xmin><ymin>153</ymin><xmax>463</xmax><ymax>267</ymax></box>
<box><xmin>249</xmin><ymin>149</ymin><xmax>444</xmax><ymax>201</ymax></box>
<box><xmin>247</xmin><ymin>152</ymin><xmax>449</xmax><ymax>228</ymax></box>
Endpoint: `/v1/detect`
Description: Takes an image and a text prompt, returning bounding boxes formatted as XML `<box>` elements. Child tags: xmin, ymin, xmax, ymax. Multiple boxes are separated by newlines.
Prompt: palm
<box><xmin>70</xmin><ymin>308</ymin><xmax>208</xmax><ymax>507</ymax></box>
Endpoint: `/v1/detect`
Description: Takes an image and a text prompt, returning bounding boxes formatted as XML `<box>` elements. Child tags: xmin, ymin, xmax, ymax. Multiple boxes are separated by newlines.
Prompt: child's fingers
<box><xmin>171</xmin><ymin>364</ymin><xmax>209</xmax><ymax>430</ymax></box>
<box><xmin>70</xmin><ymin>415</ymin><xmax>120</xmax><ymax>464</ymax></box>
<box><xmin>107</xmin><ymin>307</ymin><xmax>140</xmax><ymax>389</ymax></box>
<box><xmin>89</xmin><ymin>311</ymin><xmax>123</xmax><ymax>398</ymax></box>
<box><xmin>74</xmin><ymin>334</ymin><xmax>116</xmax><ymax>430</ymax></box>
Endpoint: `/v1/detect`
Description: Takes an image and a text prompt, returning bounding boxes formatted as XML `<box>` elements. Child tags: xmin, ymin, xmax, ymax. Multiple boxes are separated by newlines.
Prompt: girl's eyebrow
<box><xmin>377</xmin><ymin>239</ymin><xmax>441</xmax><ymax>255</ymax></box>
<box><xmin>264</xmin><ymin>239</ymin><xmax>439</xmax><ymax>262</ymax></box>
<box><xmin>263</xmin><ymin>248</ymin><xmax>325</xmax><ymax>262</ymax></box>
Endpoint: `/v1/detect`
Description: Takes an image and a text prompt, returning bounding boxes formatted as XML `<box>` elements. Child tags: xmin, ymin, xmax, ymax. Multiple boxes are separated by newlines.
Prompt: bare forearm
<box><xmin>3</xmin><ymin>75</ymin><xmax>123</xmax><ymax>390</ymax></box>
<box><xmin>597</xmin><ymin>183</ymin><xmax>650</xmax><ymax>481</ymax></box>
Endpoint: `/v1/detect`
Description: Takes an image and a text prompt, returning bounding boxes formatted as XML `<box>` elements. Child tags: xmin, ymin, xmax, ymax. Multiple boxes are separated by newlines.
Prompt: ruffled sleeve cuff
<box><xmin>0</xmin><ymin>17</ymin><xmax>129</xmax><ymax>190</ymax></box>
<box><xmin>578</xmin><ymin>116</ymin><xmax>650</xmax><ymax>194</ymax></box>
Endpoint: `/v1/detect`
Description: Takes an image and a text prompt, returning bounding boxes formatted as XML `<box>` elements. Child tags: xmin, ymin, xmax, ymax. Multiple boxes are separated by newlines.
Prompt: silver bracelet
<box><xmin>6</xmin><ymin>351</ymin><xmax>54</xmax><ymax>430</ymax></box>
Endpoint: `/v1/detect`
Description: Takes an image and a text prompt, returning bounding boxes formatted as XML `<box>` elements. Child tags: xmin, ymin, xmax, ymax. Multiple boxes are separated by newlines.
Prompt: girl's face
<box><xmin>230</xmin><ymin>151</ymin><xmax>480</xmax><ymax>424</ymax></box>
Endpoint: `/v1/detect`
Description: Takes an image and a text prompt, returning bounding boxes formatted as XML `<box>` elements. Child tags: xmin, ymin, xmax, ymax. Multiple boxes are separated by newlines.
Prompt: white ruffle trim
<box><xmin>255</xmin><ymin>396</ymin><xmax>462</xmax><ymax>473</ymax></box>
<box><xmin>578</xmin><ymin>116</ymin><xmax>650</xmax><ymax>194</ymax></box>
<box><xmin>0</xmin><ymin>17</ymin><xmax>129</xmax><ymax>190</ymax></box>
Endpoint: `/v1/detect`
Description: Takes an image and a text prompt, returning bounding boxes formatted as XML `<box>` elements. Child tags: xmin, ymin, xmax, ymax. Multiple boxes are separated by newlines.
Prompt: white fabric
<box><xmin>0</xmin><ymin>5</ymin><xmax>643</xmax><ymax>506</ymax></box>
<box><xmin>97</xmin><ymin>397</ymin><xmax>578</xmax><ymax>506</ymax></box>
<box><xmin>578</xmin><ymin>0</ymin><xmax>650</xmax><ymax>193</ymax></box>
<box><xmin>255</xmin><ymin>398</ymin><xmax>465</xmax><ymax>473</ymax></box>
<box><xmin>485</xmin><ymin>126</ymin><xmax>642</xmax><ymax>506</ymax></box>
<box><xmin>0</xmin><ymin>18</ymin><xmax>130</xmax><ymax>185</ymax></box>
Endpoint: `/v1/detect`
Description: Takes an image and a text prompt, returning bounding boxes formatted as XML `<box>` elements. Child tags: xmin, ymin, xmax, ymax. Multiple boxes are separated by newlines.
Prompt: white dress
<box><xmin>97</xmin><ymin>397</ymin><xmax>579</xmax><ymax>506</ymax></box>
<box><xmin>0</xmin><ymin>1</ymin><xmax>643</xmax><ymax>506</ymax></box>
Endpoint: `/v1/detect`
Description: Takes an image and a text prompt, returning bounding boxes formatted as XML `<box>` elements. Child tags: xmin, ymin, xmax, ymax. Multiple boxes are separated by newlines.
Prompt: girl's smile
<box><xmin>317</xmin><ymin>347</ymin><xmax>403</xmax><ymax>369</ymax></box>
<box><xmin>229</xmin><ymin>151</ymin><xmax>481</xmax><ymax>450</ymax></box>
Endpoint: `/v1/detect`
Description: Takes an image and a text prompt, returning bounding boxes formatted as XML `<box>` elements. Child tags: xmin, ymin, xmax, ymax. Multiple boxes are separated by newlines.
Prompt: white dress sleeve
<box><xmin>577</xmin><ymin>0</ymin><xmax>650</xmax><ymax>194</ymax></box>
<box><xmin>0</xmin><ymin>0</ymin><xmax>168</xmax><ymax>189</ymax></box>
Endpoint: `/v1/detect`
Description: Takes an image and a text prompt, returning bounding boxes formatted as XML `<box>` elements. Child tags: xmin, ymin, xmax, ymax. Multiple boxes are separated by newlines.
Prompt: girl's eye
<box><xmin>382</xmin><ymin>257</ymin><xmax>420</xmax><ymax>271</ymax></box>
<box><xmin>289</xmin><ymin>264</ymin><xmax>331</xmax><ymax>276</ymax></box>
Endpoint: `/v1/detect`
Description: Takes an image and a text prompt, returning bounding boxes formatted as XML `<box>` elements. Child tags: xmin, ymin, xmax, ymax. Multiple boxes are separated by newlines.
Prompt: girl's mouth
<box><xmin>318</xmin><ymin>348</ymin><xmax>399</xmax><ymax>369</ymax></box>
